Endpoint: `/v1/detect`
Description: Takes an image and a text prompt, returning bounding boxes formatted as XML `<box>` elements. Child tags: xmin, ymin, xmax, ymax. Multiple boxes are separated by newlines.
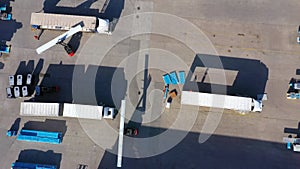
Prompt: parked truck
<box><xmin>20</xmin><ymin>102</ymin><xmax>116</xmax><ymax>120</ymax></box>
<box><xmin>30</xmin><ymin>13</ymin><xmax>111</xmax><ymax>34</ymax></box>
<box><xmin>181</xmin><ymin>91</ymin><xmax>265</xmax><ymax>113</ymax></box>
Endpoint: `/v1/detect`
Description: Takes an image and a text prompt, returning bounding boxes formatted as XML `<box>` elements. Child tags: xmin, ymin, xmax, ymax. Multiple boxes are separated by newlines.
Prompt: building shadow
<box><xmin>43</xmin><ymin>0</ymin><xmax>124</xmax><ymax>21</ymax></box>
<box><xmin>0</xmin><ymin>0</ymin><xmax>22</xmax><ymax>41</ymax></box>
<box><xmin>97</xmin><ymin>125</ymin><xmax>299</xmax><ymax>169</ymax></box>
<box><xmin>43</xmin><ymin>0</ymin><xmax>99</xmax><ymax>16</ymax></box>
<box><xmin>99</xmin><ymin>0</ymin><xmax>125</xmax><ymax>31</ymax></box>
<box><xmin>16</xmin><ymin>149</ymin><xmax>62</xmax><ymax>169</ymax></box>
<box><xmin>31</xmin><ymin>63</ymin><xmax>127</xmax><ymax>109</ymax></box>
<box><xmin>183</xmin><ymin>54</ymin><xmax>269</xmax><ymax>99</ymax></box>
<box><xmin>23</xmin><ymin>119</ymin><xmax>67</xmax><ymax>137</ymax></box>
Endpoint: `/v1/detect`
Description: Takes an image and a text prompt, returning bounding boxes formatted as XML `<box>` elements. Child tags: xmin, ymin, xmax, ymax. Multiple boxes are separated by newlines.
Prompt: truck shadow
<box><xmin>23</xmin><ymin>119</ymin><xmax>67</xmax><ymax>137</ymax></box>
<box><xmin>183</xmin><ymin>54</ymin><xmax>269</xmax><ymax>99</ymax></box>
<box><xmin>16</xmin><ymin>149</ymin><xmax>62</xmax><ymax>169</ymax></box>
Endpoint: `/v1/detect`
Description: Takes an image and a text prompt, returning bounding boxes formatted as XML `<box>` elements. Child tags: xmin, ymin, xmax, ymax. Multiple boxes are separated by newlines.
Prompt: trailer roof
<box><xmin>63</xmin><ymin>103</ymin><xmax>103</xmax><ymax>120</ymax></box>
<box><xmin>181</xmin><ymin>91</ymin><xmax>252</xmax><ymax>112</ymax></box>
<box><xmin>30</xmin><ymin>13</ymin><xmax>97</xmax><ymax>30</ymax></box>
<box><xmin>20</xmin><ymin>102</ymin><xmax>60</xmax><ymax>116</ymax></box>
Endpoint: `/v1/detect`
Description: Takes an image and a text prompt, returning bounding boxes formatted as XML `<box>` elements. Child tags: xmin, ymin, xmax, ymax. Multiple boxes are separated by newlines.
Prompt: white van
<box><xmin>8</xmin><ymin>75</ymin><xmax>14</xmax><ymax>86</ymax></box>
<box><xmin>22</xmin><ymin>86</ymin><xmax>28</xmax><ymax>97</ymax></box>
<box><xmin>14</xmin><ymin>86</ymin><xmax>20</xmax><ymax>97</ymax></box>
<box><xmin>26</xmin><ymin>74</ymin><xmax>32</xmax><ymax>85</ymax></box>
<box><xmin>6</xmin><ymin>87</ymin><xmax>13</xmax><ymax>98</ymax></box>
<box><xmin>17</xmin><ymin>75</ymin><xmax>23</xmax><ymax>85</ymax></box>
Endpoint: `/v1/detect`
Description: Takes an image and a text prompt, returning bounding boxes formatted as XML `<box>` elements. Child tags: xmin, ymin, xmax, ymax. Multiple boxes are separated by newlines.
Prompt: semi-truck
<box><xmin>30</xmin><ymin>13</ymin><xmax>111</xmax><ymax>34</ymax></box>
<box><xmin>20</xmin><ymin>102</ymin><xmax>116</xmax><ymax>120</ymax></box>
<box><xmin>181</xmin><ymin>91</ymin><xmax>265</xmax><ymax>113</ymax></box>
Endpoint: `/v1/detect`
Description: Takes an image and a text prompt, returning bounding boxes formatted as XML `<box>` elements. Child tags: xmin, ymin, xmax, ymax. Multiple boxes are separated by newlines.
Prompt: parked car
<box><xmin>26</xmin><ymin>74</ymin><xmax>32</xmax><ymax>85</ymax></box>
<box><xmin>6</xmin><ymin>87</ymin><xmax>13</xmax><ymax>98</ymax></box>
<box><xmin>124</xmin><ymin>127</ymin><xmax>138</xmax><ymax>136</ymax></box>
<box><xmin>16</xmin><ymin>75</ymin><xmax>22</xmax><ymax>85</ymax></box>
<box><xmin>14</xmin><ymin>86</ymin><xmax>20</xmax><ymax>97</ymax></box>
<box><xmin>35</xmin><ymin>85</ymin><xmax>59</xmax><ymax>96</ymax></box>
<box><xmin>8</xmin><ymin>75</ymin><xmax>14</xmax><ymax>86</ymax></box>
<box><xmin>22</xmin><ymin>86</ymin><xmax>28</xmax><ymax>97</ymax></box>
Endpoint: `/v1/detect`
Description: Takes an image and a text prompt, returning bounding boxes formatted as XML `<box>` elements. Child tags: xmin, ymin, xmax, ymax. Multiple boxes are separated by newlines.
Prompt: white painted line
<box><xmin>36</xmin><ymin>25</ymin><xmax>82</xmax><ymax>54</ymax></box>
<box><xmin>117</xmin><ymin>100</ymin><xmax>126</xmax><ymax>168</ymax></box>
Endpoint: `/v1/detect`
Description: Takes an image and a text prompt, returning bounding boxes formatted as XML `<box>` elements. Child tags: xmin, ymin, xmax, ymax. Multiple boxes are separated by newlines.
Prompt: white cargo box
<box><xmin>20</xmin><ymin>102</ymin><xmax>60</xmax><ymax>116</ymax></box>
<box><xmin>63</xmin><ymin>103</ymin><xmax>103</xmax><ymax>120</ymax></box>
<box><xmin>181</xmin><ymin>91</ymin><xmax>253</xmax><ymax>112</ymax></box>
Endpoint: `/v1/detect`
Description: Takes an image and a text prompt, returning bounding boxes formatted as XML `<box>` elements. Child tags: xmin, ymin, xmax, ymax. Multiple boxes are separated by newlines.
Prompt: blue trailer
<box><xmin>12</xmin><ymin>162</ymin><xmax>57</xmax><ymax>169</ymax></box>
<box><xmin>17</xmin><ymin>129</ymin><xmax>62</xmax><ymax>144</ymax></box>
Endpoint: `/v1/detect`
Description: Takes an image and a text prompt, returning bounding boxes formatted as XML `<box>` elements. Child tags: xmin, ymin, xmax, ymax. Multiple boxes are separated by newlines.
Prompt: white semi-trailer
<box><xmin>30</xmin><ymin>13</ymin><xmax>111</xmax><ymax>34</ymax></box>
<box><xmin>181</xmin><ymin>91</ymin><xmax>263</xmax><ymax>113</ymax></box>
<box><xmin>20</xmin><ymin>102</ymin><xmax>115</xmax><ymax>120</ymax></box>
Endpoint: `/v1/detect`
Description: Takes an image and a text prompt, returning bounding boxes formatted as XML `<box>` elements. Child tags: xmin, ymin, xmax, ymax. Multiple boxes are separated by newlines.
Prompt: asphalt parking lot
<box><xmin>1</xmin><ymin>0</ymin><xmax>300</xmax><ymax>168</ymax></box>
